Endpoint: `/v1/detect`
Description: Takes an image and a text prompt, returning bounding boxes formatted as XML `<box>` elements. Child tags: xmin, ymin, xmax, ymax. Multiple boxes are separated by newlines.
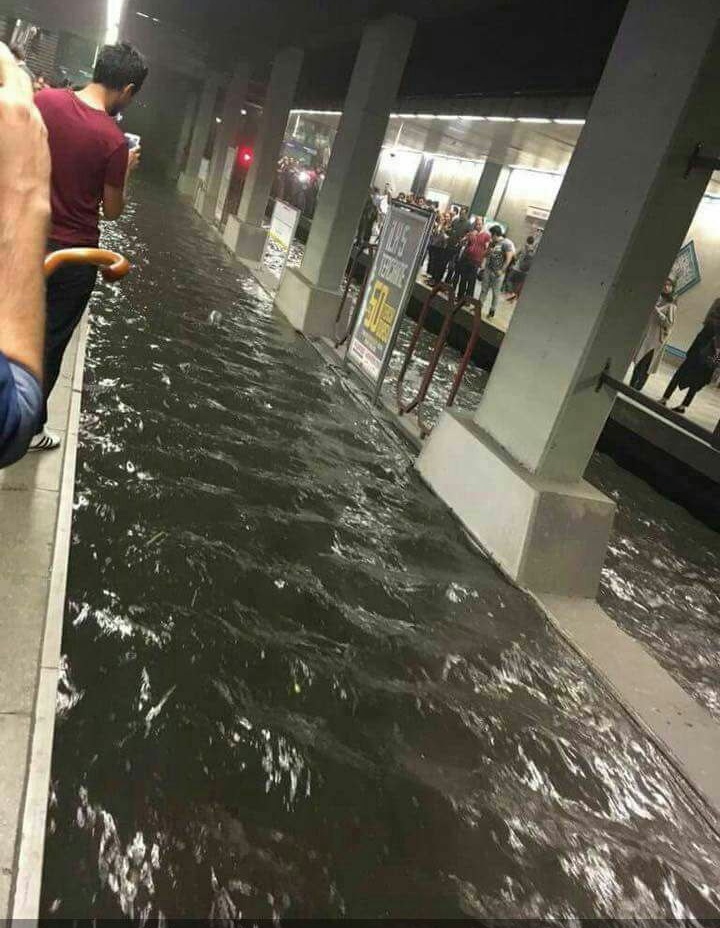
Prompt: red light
<box><xmin>238</xmin><ymin>146</ymin><xmax>254</xmax><ymax>168</ymax></box>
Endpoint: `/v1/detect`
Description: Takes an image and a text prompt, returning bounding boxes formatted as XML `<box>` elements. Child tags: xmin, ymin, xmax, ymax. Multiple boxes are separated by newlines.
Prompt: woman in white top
<box><xmin>630</xmin><ymin>277</ymin><xmax>677</xmax><ymax>391</ymax></box>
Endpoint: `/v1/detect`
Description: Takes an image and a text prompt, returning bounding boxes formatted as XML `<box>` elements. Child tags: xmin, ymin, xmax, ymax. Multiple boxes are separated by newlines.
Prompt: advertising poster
<box><xmin>215</xmin><ymin>147</ymin><xmax>237</xmax><ymax>223</ymax></box>
<box><xmin>260</xmin><ymin>200</ymin><xmax>301</xmax><ymax>287</ymax></box>
<box><xmin>347</xmin><ymin>203</ymin><xmax>433</xmax><ymax>393</ymax></box>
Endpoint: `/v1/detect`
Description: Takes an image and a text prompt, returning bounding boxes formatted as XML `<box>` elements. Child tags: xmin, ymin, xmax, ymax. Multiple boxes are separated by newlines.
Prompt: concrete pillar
<box><xmin>228</xmin><ymin>47</ymin><xmax>304</xmax><ymax>259</ymax></box>
<box><xmin>418</xmin><ymin>0</ymin><xmax>720</xmax><ymax>598</ymax></box>
<box><xmin>170</xmin><ymin>90</ymin><xmax>198</xmax><ymax>180</ymax></box>
<box><xmin>201</xmin><ymin>62</ymin><xmax>250</xmax><ymax>222</ymax></box>
<box><xmin>177</xmin><ymin>72</ymin><xmax>222</xmax><ymax>197</ymax></box>
<box><xmin>470</xmin><ymin>160</ymin><xmax>503</xmax><ymax>216</ymax></box>
<box><xmin>275</xmin><ymin>15</ymin><xmax>415</xmax><ymax>336</ymax></box>
<box><xmin>411</xmin><ymin>125</ymin><xmax>443</xmax><ymax>198</ymax></box>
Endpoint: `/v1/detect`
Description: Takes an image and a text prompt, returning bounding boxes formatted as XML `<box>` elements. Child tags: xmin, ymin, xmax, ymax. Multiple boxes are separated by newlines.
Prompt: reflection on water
<box><xmin>41</xmin><ymin>181</ymin><xmax>720</xmax><ymax>921</ymax></box>
<box><xmin>590</xmin><ymin>454</ymin><xmax>720</xmax><ymax>721</ymax></box>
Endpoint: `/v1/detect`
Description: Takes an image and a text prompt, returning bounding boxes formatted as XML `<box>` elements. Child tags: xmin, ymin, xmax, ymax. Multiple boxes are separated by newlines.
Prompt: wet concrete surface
<box><xmin>40</xmin><ymin>180</ymin><xmax>720</xmax><ymax>921</ymax></box>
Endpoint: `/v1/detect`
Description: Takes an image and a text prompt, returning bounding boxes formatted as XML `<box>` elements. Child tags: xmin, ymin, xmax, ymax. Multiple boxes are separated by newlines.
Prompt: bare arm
<box><xmin>503</xmin><ymin>246</ymin><xmax>515</xmax><ymax>272</ymax></box>
<box><xmin>102</xmin><ymin>145</ymin><xmax>140</xmax><ymax>221</ymax></box>
<box><xmin>0</xmin><ymin>43</ymin><xmax>50</xmax><ymax>381</ymax></box>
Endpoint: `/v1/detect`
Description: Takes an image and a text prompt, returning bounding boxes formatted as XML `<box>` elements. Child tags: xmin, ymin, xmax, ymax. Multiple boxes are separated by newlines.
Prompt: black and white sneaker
<box><xmin>29</xmin><ymin>429</ymin><xmax>61</xmax><ymax>452</ymax></box>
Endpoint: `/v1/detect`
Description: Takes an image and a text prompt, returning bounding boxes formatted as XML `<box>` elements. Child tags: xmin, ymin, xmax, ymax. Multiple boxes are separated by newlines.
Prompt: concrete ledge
<box><xmin>536</xmin><ymin>593</ymin><xmax>720</xmax><ymax>815</ymax></box>
<box><xmin>274</xmin><ymin>266</ymin><xmax>342</xmax><ymax>338</ymax></box>
<box><xmin>0</xmin><ymin>318</ymin><xmax>88</xmax><ymax>923</ymax></box>
<box><xmin>416</xmin><ymin>410</ymin><xmax>615</xmax><ymax>598</ymax></box>
<box><xmin>177</xmin><ymin>172</ymin><xmax>197</xmax><ymax>197</ymax></box>
<box><xmin>234</xmin><ymin>220</ymin><xmax>268</xmax><ymax>264</ymax></box>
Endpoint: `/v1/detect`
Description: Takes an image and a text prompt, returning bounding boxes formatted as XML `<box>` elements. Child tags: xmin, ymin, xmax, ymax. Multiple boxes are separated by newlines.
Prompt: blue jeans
<box><xmin>480</xmin><ymin>271</ymin><xmax>502</xmax><ymax>316</ymax></box>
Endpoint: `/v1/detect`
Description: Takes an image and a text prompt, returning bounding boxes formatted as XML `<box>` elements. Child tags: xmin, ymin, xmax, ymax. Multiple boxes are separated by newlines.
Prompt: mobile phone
<box><xmin>125</xmin><ymin>133</ymin><xmax>141</xmax><ymax>151</ymax></box>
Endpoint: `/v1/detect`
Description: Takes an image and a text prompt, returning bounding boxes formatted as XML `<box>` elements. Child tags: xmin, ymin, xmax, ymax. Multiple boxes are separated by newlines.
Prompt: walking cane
<box><xmin>44</xmin><ymin>247</ymin><xmax>131</xmax><ymax>281</ymax></box>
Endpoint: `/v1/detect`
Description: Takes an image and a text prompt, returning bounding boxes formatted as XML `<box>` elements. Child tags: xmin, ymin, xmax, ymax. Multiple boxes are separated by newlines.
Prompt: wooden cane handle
<box><xmin>44</xmin><ymin>247</ymin><xmax>131</xmax><ymax>282</ymax></box>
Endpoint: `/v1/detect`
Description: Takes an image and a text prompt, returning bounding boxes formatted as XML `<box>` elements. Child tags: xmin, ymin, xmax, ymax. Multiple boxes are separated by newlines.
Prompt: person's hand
<box><xmin>127</xmin><ymin>146</ymin><xmax>141</xmax><ymax>172</ymax></box>
<box><xmin>0</xmin><ymin>42</ymin><xmax>50</xmax><ymax>219</ymax></box>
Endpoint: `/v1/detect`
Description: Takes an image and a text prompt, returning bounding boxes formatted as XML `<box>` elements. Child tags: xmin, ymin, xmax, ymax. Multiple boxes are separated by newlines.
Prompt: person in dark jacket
<box><xmin>659</xmin><ymin>299</ymin><xmax>720</xmax><ymax>413</ymax></box>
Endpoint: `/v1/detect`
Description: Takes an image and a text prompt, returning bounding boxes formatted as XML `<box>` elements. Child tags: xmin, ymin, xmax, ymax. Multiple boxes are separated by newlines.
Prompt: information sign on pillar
<box><xmin>259</xmin><ymin>200</ymin><xmax>302</xmax><ymax>290</ymax></box>
<box><xmin>347</xmin><ymin>202</ymin><xmax>434</xmax><ymax>399</ymax></box>
<box><xmin>215</xmin><ymin>147</ymin><xmax>238</xmax><ymax>223</ymax></box>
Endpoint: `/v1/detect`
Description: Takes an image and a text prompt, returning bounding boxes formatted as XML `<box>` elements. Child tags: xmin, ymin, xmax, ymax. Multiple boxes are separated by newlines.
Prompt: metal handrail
<box><xmin>334</xmin><ymin>240</ymin><xmax>376</xmax><ymax>348</ymax></box>
<box><xmin>599</xmin><ymin>368</ymin><xmax>719</xmax><ymax>448</ymax></box>
<box><xmin>396</xmin><ymin>282</ymin><xmax>465</xmax><ymax>434</ymax></box>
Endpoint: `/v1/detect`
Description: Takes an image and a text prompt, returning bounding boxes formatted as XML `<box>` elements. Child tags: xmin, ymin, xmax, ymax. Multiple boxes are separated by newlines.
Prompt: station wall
<box><xmin>675</xmin><ymin>197</ymin><xmax>720</xmax><ymax>353</ymax></box>
<box><xmin>496</xmin><ymin>168</ymin><xmax>563</xmax><ymax>241</ymax></box>
<box><xmin>495</xmin><ymin>166</ymin><xmax>719</xmax><ymax>355</ymax></box>
<box><xmin>373</xmin><ymin>148</ymin><xmax>422</xmax><ymax>197</ymax></box>
<box><xmin>426</xmin><ymin>158</ymin><xmax>484</xmax><ymax>208</ymax></box>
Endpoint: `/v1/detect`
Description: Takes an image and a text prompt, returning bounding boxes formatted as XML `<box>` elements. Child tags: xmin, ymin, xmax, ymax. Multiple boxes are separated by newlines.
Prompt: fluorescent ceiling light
<box><xmin>518</xmin><ymin>117</ymin><xmax>551</xmax><ymax>124</ymax></box>
<box><xmin>486</xmin><ymin>116</ymin><xmax>515</xmax><ymax>122</ymax></box>
<box><xmin>509</xmin><ymin>164</ymin><xmax>565</xmax><ymax>175</ymax></box>
<box><xmin>553</xmin><ymin>118</ymin><xmax>586</xmax><ymax>125</ymax></box>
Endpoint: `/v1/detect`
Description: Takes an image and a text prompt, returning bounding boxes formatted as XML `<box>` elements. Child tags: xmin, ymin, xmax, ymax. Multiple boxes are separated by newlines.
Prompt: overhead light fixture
<box><xmin>241</xmin><ymin>108</ymin><xmax>247</xmax><ymax>115</ymax></box>
<box><xmin>215</xmin><ymin>117</ymin><xmax>222</xmax><ymax>123</ymax></box>
<box><xmin>553</xmin><ymin>118</ymin><xmax>586</xmax><ymax>125</ymax></box>
<box><xmin>518</xmin><ymin>117</ymin><xmax>552</xmax><ymax>124</ymax></box>
<box><xmin>509</xmin><ymin>164</ymin><xmax>565</xmax><ymax>175</ymax></box>
<box><xmin>486</xmin><ymin>116</ymin><xmax>515</xmax><ymax>122</ymax></box>
<box><xmin>460</xmin><ymin>115</ymin><xmax>486</xmax><ymax>121</ymax></box>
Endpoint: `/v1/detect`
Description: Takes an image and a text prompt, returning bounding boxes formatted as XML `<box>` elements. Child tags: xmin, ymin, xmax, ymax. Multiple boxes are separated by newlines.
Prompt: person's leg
<box><xmin>630</xmin><ymin>350</ymin><xmax>653</xmax><ymax>390</ymax></box>
<box><xmin>661</xmin><ymin>365</ymin><xmax>684</xmax><ymax>403</ymax></box>
<box><xmin>674</xmin><ymin>386</ymin><xmax>699</xmax><ymax>412</ymax></box>
<box><xmin>41</xmin><ymin>261</ymin><xmax>97</xmax><ymax>427</ymax></box>
<box><xmin>479</xmin><ymin>273</ymin><xmax>491</xmax><ymax>313</ymax></box>
<box><xmin>488</xmin><ymin>274</ymin><xmax>502</xmax><ymax>317</ymax></box>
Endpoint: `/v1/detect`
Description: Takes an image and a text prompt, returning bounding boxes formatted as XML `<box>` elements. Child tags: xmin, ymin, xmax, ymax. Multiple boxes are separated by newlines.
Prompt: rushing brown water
<box><xmin>41</xmin><ymin>180</ymin><xmax>720</xmax><ymax>922</ymax></box>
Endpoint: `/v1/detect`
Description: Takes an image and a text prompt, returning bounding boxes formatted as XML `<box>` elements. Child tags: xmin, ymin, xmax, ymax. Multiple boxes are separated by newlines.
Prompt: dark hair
<box><xmin>489</xmin><ymin>224</ymin><xmax>502</xmax><ymax>236</ymax></box>
<box><xmin>527</xmin><ymin>235</ymin><xmax>535</xmax><ymax>245</ymax></box>
<box><xmin>93</xmin><ymin>43</ymin><xmax>148</xmax><ymax>93</ymax></box>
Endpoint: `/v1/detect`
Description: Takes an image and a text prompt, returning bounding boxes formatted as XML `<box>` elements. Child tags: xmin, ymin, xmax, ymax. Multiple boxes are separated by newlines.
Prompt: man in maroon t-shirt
<box><xmin>31</xmin><ymin>42</ymin><xmax>147</xmax><ymax>450</ymax></box>
<box><xmin>456</xmin><ymin>218</ymin><xmax>491</xmax><ymax>303</ymax></box>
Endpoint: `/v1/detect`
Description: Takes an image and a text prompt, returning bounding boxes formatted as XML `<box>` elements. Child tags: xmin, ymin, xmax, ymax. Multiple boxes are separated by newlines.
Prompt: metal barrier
<box><xmin>396</xmin><ymin>284</ymin><xmax>484</xmax><ymax>436</ymax></box>
<box><xmin>599</xmin><ymin>367</ymin><xmax>719</xmax><ymax>449</ymax></box>
<box><xmin>334</xmin><ymin>240</ymin><xmax>376</xmax><ymax>348</ymax></box>
<box><xmin>44</xmin><ymin>247</ymin><xmax>131</xmax><ymax>282</ymax></box>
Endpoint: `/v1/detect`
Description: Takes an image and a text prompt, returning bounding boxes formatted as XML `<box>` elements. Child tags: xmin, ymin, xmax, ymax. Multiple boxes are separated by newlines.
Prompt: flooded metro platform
<box><xmin>39</xmin><ymin>181</ymin><xmax>720</xmax><ymax>920</ymax></box>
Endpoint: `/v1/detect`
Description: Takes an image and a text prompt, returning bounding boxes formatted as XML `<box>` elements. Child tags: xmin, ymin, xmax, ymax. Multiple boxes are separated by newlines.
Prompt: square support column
<box><xmin>201</xmin><ymin>62</ymin><xmax>250</xmax><ymax>223</ymax></box>
<box><xmin>230</xmin><ymin>48</ymin><xmax>304</xmax><ymax>261</ymax></box>
<box><xmin>169</xmin><ymin>90</ymin><xmax>199</xmax><ymax>181</ymax></box>
<box><xmin>470</xmin><ymin>160</ymin><xmax>503</xmax><ymax>216</ymax></box>
<box><xmin>419</xmin><ymin>0</ymin><xmax>720</xmax><ymax>598</ymax></box>
<box><xmin>178</xmin><ymin>73</ymin><xmax>221</xmax><ymax>198</ymax></box>
<box><xmin>275</xmin><ymin>15</ymin><xmax>415</xmax><ymax>336</ymax></box>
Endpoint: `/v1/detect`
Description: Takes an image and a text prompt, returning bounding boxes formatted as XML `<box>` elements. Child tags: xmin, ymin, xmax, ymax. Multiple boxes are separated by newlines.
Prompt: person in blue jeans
<box><xmin>480</xmin><ymin>225</ymin><xmax>516</xmax><ymax>319</ymax></box>
<box><xmin>0</xmin><ymin>43</ymin><xmax>49</xmax><ymax>467</ymax></box>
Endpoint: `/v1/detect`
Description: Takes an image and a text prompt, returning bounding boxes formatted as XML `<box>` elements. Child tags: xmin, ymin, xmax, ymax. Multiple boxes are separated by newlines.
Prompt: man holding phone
<box><xmin>32</xmin><ymin>42</ymin><xmax>148</xmax><ymax>450</ymax></box>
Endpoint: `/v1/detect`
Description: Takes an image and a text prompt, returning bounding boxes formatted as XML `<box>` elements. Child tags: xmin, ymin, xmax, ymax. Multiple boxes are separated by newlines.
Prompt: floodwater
<box><xmin>41</xmin><ymin>180</ymin><xmax>720</xmax><ymax>922</ymax></box>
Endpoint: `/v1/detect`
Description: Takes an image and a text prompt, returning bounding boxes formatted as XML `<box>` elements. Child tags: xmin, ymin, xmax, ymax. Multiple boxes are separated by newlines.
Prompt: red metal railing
<box><xmin>396</xmin><ymin>287</ymin><xmax>485</xmax><ymax>436</ymax></box>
